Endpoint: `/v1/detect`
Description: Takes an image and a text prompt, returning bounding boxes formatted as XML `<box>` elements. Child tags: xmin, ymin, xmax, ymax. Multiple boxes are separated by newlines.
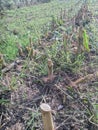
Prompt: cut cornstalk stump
<box><xmin>42</xmin><ymin>59</ymin><xmax>55</xmax><ymax>82</ymax></box>
<box><xmin>48</xmin><ymin>59</ymin><xmax>53</xmax><ymax>80</ymax></box>
<box><xmin>40</xmin><ymin>103</ymin><xmax>55</xmax><ymax>130</ymax></box>
<box><xmin>29</xmin><ymin>36</ymin><xmax>32</xmax><ymax>47</ymax></box>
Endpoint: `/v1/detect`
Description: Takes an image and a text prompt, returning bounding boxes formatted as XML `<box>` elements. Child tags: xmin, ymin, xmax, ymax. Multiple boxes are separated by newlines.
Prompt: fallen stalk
<box><xmin>1</xmin><ymin>59</ymin><xmax>23</xmax><ymax>73</ymax></box>
<box><xmin>74</xmin><ymin>72</ymin><xmax>98</xmax><ymax>85</ymax></box>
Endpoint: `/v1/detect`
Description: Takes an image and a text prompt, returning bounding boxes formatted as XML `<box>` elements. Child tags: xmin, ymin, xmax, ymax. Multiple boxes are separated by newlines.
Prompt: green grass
<box><xmin>0</xmin><ymin>0</ymin><xmax>77</xmax><ymax>60</ymax></box>
<box><xmin>0</xmin><ymin>0</ymin><xmax>98</xmax><ymax>60</ymax></box>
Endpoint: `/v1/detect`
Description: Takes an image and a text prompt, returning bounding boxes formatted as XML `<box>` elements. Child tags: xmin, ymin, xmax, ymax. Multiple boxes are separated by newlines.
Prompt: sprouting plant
<box><xmin>83</xmin><ymin>29</ymin><xmax>90</xmax><ymax>52</ymax></box>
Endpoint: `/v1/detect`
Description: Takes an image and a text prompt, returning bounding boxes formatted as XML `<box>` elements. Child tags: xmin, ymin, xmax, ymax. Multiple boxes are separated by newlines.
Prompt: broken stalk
<box><xmin>48</xmin><ymin>59</ymin><xmax>53</xmax><ymax>80</ymax></box>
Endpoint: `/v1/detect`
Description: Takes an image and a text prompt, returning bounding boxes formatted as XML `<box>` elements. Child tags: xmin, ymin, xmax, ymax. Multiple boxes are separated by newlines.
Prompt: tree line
<box><xmin>0</xmin><ymin>0</ymin><xmax>51</xmax><ymax>12</ymax></box>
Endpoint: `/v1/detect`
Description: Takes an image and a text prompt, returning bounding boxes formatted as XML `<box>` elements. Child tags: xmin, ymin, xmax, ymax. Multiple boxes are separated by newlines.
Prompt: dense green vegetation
<box><xmin>0</xmin><ymin>0</ymin><xmax>72</xmax><ymax>60</ymax></box>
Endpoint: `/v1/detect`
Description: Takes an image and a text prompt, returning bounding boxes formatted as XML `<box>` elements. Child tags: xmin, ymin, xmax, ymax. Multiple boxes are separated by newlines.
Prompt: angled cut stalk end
<box><xmin>40</xmin><ymin>103</ymin><xmax>55</xmax><ymax>130</ymax></box>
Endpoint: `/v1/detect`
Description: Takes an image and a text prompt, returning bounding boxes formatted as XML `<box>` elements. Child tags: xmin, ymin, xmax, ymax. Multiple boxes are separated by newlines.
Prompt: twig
<box><xmin>56</xmin><ymin>116</ymin><xmax>71</xmax><ymax>130</ymax></box>
<box><xmin>2</xmin><ymin>59</ymin><xmax>22</xmax><ymax>73</ymax></box>
<box><xmin>89</xmin><ymin>115</ymin><xmax>98</xmax><ymax>127</ymax></box>
<box><xmin>64</xmin><ymin>72</ymin><xmax>98</xmax><ymax>88</ymax></box>
<box><xmin>55</xmin><ymin>84</ymin><xmax>73</xmax><ymax>99</ymax></box>
<box><xmin>18</xmin><ymin>105</ymin><xmax>37</xmax><ymax>113</ymax></box>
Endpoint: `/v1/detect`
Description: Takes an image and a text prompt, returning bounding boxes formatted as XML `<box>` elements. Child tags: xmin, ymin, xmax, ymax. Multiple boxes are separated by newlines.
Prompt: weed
<box><xmin>83</xmin><ymin>29</ymin><xmax>90</xmax><ymax>52</ymax></box>
<box><xmin>26</xmin><ymin>109</ymin><xmax>41</xmax><ymax>130</ymax></box>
